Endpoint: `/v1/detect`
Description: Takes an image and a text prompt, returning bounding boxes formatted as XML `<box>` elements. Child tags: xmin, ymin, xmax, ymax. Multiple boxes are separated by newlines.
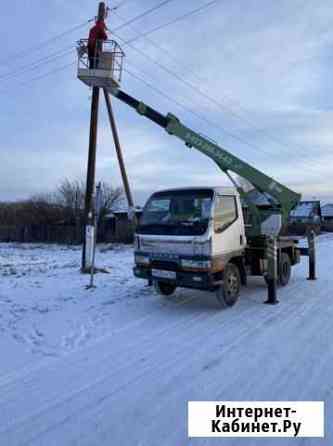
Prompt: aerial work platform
<box><xmin>77</xmin><ymin>39</ymin><xmax>125</xmax><ymax>89</ymax></box>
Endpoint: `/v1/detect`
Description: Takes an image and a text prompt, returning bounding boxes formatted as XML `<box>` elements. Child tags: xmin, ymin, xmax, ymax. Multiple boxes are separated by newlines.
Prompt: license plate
<box><xmin>152</xmin><ymin>269</ymin><xmax>176</xmax><ymax>280</ymax></box>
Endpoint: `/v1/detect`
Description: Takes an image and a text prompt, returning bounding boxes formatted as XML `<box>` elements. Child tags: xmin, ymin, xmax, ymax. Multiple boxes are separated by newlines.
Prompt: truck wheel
<box><xmin>154</xmin><ymin>281</ymin><xmax>177</xmax><ymax>296</ymax></box>
<box><xmin>216</xmin><ymin>263</ymin><xmax>241</xmax><ymax>307</ymax></box>
<box><xmin>279</xmin><ymin>252</ymin><xmax>291</xmax><ymax>286</ymax></box>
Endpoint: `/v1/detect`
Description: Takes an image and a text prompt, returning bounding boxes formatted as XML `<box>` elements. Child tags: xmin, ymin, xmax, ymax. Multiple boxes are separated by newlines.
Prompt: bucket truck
<box><xmin>77</xmin><ymin>41</ymin><xmax>310</xmax><ymax>307</ymax></box>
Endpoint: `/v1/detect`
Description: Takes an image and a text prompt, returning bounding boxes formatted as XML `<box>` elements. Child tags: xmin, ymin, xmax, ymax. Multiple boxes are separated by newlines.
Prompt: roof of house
<box><xmin>152</xmin><ymin>186</ymin><xmax>238</xmax><ymax>196</ymax></box>
<box><xmin>290</xmin><ymin>202</ymin><xmax>316</xmax><ymax>218</ymax></box>
<box><xmin>106</xmin><ymin>206</ymin><xmax>143</xmax><ymax>218</ymax></box>
<box><xmin>322</xmin><ymin>204</ymin><xmax>333</xmax><ymax>217</ymax></box>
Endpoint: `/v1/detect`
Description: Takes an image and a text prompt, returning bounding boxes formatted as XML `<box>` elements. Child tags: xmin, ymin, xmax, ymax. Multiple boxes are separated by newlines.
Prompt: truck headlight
<box><xmin>135</xmin><ymin>254</ymin><xmax>150</xmax><ymax>265</ymax></box>
<box><xmin>193</xmin><ymin>239</ymin><xmax>212</xmax><ymax>256</ymax></box>
<box><xmin>181</xmin><ymin>259</ymin><xmax>211</xmax><ymax>270</ymax></box>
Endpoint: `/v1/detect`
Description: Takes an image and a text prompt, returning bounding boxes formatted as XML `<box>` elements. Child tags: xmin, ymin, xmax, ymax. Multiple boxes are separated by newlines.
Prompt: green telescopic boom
<box><xmin>108</xmin><ymin>87</ymin><xmax>301</xmax><ymax>235</ymax></box>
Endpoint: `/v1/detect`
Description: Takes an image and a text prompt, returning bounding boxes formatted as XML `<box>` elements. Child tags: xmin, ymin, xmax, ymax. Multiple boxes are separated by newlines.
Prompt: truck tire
<box><xmin>216</xmin><ymin>263</ymin><xmax>241</xmax><ymax>307</ymax></box>
<box><xmin>154</xmin><ymin>281</ymin><xmax>177</xmax><ymax>296</ymax></box>
<box><xmin>279</xmin><ymin>252</ymin><xmax>291</xmax><ymax>286</ymax></box>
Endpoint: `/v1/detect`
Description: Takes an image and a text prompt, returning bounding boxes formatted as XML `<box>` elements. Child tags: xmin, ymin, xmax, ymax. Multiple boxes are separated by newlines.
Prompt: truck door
<box><xmin>213</xmin><ymin>195</ymin><xmax>244</xmax><ymax>256</ymax></box>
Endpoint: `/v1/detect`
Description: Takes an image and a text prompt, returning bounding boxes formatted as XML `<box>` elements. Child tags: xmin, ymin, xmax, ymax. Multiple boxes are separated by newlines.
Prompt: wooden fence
<box><xmin>0</xmin><ymin>220</ymin><xmax>135</xmax><ymax>245</ymax></box>
<box><xmin>322</xmin><ymin>222</ymin><xmax>333</xmax><ymax>233</ymax></box>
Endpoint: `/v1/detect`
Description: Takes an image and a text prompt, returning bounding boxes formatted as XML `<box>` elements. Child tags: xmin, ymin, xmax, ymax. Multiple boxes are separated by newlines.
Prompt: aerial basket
<box><xmin>77</xmin><ymin>39</ymin><xmax>125</xmax><ymax>89</ymax></box>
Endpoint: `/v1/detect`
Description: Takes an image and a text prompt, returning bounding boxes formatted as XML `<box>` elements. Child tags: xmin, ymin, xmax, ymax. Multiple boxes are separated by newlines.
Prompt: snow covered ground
<box><xmin>0</xmin><ymin>235</ymin><xmax>332</xmax><ymax>446</ymax></box>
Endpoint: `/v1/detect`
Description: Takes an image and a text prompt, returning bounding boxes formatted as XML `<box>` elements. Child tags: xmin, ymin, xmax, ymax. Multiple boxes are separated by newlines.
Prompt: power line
<box><xmin>0</xmin><ymin>0</ymin><xmax>168</xmax><ymax>70</ymax></box>
<box><xmin>0</xmin><ymin>46</ymin><xmax>75</xmax><ymax>82</ymax></box>
<box><xmin>115</xmin><ymin>32</ymin><xmax>279</xmax><ymax>149</ymax></box>
<box><xmin>0</xmin><ymin>2</ymin><xmax>176</xmax><ymax>84</ymax></box>
<box><xmin>125</xmin><ymin>0</ymin><xmax>222</xmax><ymax>44</ymax></box>
<box><xmin>113</xmin><ymin>31</ymin><xmax>324</xmax><ymax>175</ymax></box>
<box><xmin>0</xmin><ymin>62</ymin><xmax>75</xmax><ymax>95</ymax></box>
<box><xmin>114</xmin><ymin>10</ymin><xmax>185</xmax><ymax>70</ymax></box>
<box><xmin>1</xmin><ymin>0</ymin><xmax>175</xmax><ymax>71</ymax></box>
<box><xmin>0</xmin><ymin>41</ymin><xmax>304</xmax><ymax>166</ymax></box>
<box><xmin>0</xmin><ymin>19</ymin><xmax>92</xmax><ymax>68</ymax></box>
<box><xmin>124</xmin><ymin>65</ymin><xmax>282</xmax><ymax>161</ymax></box>
<box><xmin>123</xmin><ymin>66</ymin><xmax>324</xmax><ymax>184</ymax></box>
<box><xmin>0</xmin><ymin>59</ymin><xmax>322</xmax><ymax>185</ymax></box>
<box><xmin>18</xmin><ymin>62</ymin><xmax>75</xmax><ymax>86</ymax></box>
<box><xmin>0</xmin><ymin>3</ymin><xmax>324</xmax><ymax>176</ymax></box>
<box><xmin>0</xmin><ymin>2</ymin><xmax>178</xmax><ymax>90</ymax></box>
<box><xmin>108</xmin><ymin>0</ymin><xmax>139</xmax><ymax>12</ymax></box>
<box><xmin>114</xmin><ymin>4</ymin><xmax>324</xmax><ymax>168</ymax></box>
<box><xmin>112</xmin><ymin>0</ymin><xmax>176</xmax><ymax>32</ymax></box>
<box><xmin>111</xmin><ymin>0</ymin><xmax>132</xmax><ymax>9</ymax></box>
<box><xmin>116</xmin><ymin>8</ymin><xmax>320</xmax><ymax>167</ymax></box>
<box><xmin>0</xmin><ymin>56</ymin><xmax>322</xmax><ymax>184</ymax></box>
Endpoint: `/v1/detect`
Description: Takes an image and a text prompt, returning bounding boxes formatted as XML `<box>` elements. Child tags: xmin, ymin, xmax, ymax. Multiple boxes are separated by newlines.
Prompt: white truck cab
<box><xmin>134</xmin><ymin>186</ymin><xmax>247</xmax><ymax>306</ymax></box>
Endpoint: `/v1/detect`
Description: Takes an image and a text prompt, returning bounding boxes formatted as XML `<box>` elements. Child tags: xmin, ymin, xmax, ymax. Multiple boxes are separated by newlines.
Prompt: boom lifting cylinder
<box><xmin>264</xmin><ymin>237</ymin><xmax>279</xmax><ymax>304</ymax></box>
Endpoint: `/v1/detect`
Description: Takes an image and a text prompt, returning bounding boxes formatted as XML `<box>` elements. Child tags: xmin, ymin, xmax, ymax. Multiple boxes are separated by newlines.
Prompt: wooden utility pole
<box><xmin>103</xmin><ymin>89</ymin><xmax>137</xmax><ymax>226</ymax></box>
<box><xmin>82</xmin><ymin>2</ymin><xmax>106</xmax><ymax>272</ymax></box>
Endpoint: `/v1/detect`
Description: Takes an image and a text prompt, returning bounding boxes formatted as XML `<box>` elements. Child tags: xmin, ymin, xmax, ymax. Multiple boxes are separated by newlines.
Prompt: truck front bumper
<box><xmin>133</xmin><ymin>266</ymin><xmax>217</xmax><ymax>291</ymax></box>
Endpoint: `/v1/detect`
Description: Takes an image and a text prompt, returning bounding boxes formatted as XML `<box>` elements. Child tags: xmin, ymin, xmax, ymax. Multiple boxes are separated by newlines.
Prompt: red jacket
<box><xmin>88</xmin><ymin>20</ymin><xmax>108</xmax><ymax>50</ymax></box>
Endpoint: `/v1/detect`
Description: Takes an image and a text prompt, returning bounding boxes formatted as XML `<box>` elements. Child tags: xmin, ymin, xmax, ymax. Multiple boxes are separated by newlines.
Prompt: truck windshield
<box><xmin>137</xmin><ymin>189</ymin><xmax>213</xmax><ymax>236</ymax></box>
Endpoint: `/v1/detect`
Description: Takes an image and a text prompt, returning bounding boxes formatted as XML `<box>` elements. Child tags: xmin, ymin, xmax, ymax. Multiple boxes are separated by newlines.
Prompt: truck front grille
<box><xmin>151</xmin><ymin>260</ymin><xmax>179</xmax><ymax>271</ymax></box>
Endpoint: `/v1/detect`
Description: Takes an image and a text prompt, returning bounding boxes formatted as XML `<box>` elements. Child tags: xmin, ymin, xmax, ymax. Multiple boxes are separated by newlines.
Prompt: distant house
<box><xmin>321</xmin><ymin>204</ymin><xmax>333</xmax><ymax>223</ymax></box>
<box><xmin>105</xmin><ymin>207</ymin><xmax>143</xmax><ymax>243</ymax></box>
<box><xmin>289</xmin><ymin>201</ymin><xmax>321</xmax><ymax>224</ymax></box>
<box><xmin>288</xmin><ymin>200</ymin><xmax>321</xmax><ymax>235</ymax></box>
<box><xmin>321</xmin><ymin>204</ymin><xmax>333</xmax><ymax>232</ymax></box>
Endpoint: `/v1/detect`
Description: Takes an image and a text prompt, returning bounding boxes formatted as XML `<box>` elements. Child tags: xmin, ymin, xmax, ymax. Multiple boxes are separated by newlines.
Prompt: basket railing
<box><xmin>77</xmin><ymin>39</ymin><xmax>125</xmax><ymax>83</ymax></box>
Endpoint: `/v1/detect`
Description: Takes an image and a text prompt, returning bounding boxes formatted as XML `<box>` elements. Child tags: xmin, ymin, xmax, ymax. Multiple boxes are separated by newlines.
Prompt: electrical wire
<box><xmin>0</xmin><ymin>62</ymin><xmax>75</xmax><ymax>95</ymax></box>
<box><xmin>108</xmin><ymin>0</ymin><xmax>136</xmax><ymax>11</ymax></box>
<box><xmin>0</xmin><ymin>2</ymin><xmax>175</xmax><ymax>83</ymax></box>
<box><xmin>0</xmin><ymin>46</ymin><xmax>75</xmax><ymax>82</ymax></box>
<box><xmin>113</xmin><ymin>4</ymin><xmax>324</xmax><ymax>168</ymax></box>
<box><xmin>113</xmin><ymin>31</ymin><xmax>324</xmax><ymax>174</ymax></box>
<box><xmin>125</xmin><ymin>0</ymin><xmax>222</xmax><ymax>44</ymax></box>
<box><xmin>124</xmin><ymin>65</ymin><xmax>282</xmax><ymax>160</ymax></box>
<box><xmin>0</xmin><ymin>20</ymin><xmax>92</xmax><ymax>67</ymax></box>
<box><xmin>0</xmin><ymin>2</ymin><xmax>177</xmax><ymax>87</ymax></box>
<box><xmin>112</xmin><ymin>0</ymin><xmax>176</xmax><ymax>33</ymax></box>
<box><xmin>123</xmin><ymin>66</ymin><xmax>325</xmax><ymax>184</ymax></box>
<box><xmin>18</xmin><ymin>62</ymin><xmax>76</xmax><ymax>86</ymax></box>
<box><xmin>0</xmin><ymin>2</ymin><xmax>326</xmax><ymax>178</ymax></box>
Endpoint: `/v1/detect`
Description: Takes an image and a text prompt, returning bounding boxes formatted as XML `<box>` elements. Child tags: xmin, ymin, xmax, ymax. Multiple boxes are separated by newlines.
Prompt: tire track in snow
<box><xmin>0</xmin><ymin>279</ymin><xmax>314</xmax><ymax>444</ymax></box>
<box><xmin>0</xmin><ymin>239</ymin><xmax>330</xmax><ymax>444</ymax></box>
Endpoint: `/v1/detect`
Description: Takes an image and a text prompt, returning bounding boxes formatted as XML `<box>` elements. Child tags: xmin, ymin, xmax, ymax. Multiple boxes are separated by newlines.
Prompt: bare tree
<box><xmin>0</xmin><ymin>179</ymin><xmax>124</xmax><ymax>227</ymax></box>
<box><xmin>57</xmin><ymin>179</ymin><xmax>85</xmax><ymax>211</ymax></box>
<box><xmin>98</xmin><ymin>182</ymin><xmax>124</xmax><ymax>219</ymax></box>
<box><xmin>56</xmin><ymin>178</ymin><xmax>124</xmax><ymax>221</ymax></box>
<box><xmin>55</xmin><ymin>179</ymin><xmax>85</xmax><ymax>222</ymax></box>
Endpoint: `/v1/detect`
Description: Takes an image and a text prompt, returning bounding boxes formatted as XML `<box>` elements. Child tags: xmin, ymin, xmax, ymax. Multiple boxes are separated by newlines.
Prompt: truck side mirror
<box><xmin>214</xmin><ymin>222</ymin><xmax>225</xmax><ymax>233</ymax></box>
<box><xmin>214</xmin><ymin>221</ymin><xmax>234</xmax><ymax>233</ymax></box>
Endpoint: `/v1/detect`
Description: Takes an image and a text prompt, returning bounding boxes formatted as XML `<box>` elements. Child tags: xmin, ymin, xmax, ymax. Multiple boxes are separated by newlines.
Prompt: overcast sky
<box><xmin>1</xmin><ymin>0</ymin><xmax>332</xmax><ymax>205</ymax></box>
